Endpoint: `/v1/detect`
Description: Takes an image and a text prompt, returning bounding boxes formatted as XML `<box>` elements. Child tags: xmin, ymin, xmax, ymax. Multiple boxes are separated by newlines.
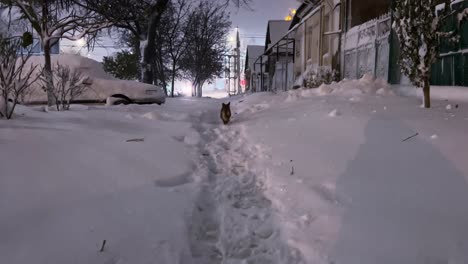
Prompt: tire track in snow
<box><xmin>188</xmin><ymin>110</ymin><xmax>304</xmax><ymax>264</ymax></box>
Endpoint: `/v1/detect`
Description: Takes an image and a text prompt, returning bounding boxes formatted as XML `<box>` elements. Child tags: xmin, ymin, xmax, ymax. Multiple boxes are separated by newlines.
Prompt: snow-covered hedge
<box><xmin>303</xmin><ymin>66</ymin><xmax>340</xmax><ymax>89</ymax></box>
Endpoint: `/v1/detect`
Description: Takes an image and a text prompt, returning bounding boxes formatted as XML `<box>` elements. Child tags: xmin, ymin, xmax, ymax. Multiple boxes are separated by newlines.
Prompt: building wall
<box><xmin>294</xmin><ymin>23</ymin><xmax>305</xmax><ymax>79</ymax></box>
<box><xmin>291</xmin><ymin>0</ymin><xmax>345</xmax><ymax>86</ymax></box>
<box><xmin>305</xmin><ymin>13</ymin><xmax>321</xmax><ymax>69</ymax></box>
<box><xmin>321</xmin><ymin>0</ymin><xmax>342</xmax><ymax>70</ymax></box>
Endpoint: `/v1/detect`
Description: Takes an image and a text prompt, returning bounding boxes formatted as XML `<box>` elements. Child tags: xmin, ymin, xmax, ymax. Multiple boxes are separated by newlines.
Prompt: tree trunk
<box><xmin>161</xmin><ymin>77</ymin><xmax>168</xmax><ymax>96</ymax></box>
<box><xmin>134</xmin><ymin>39</ymin><xmax>143</xmax><ymax>82</ymax></box>
<box><xmin>42</xmin><ymin>40</ymin><xmax>56</xmax><ymax>107</ymax></box>
<box><xmin>197</xmin><ymin>82</ymin><xmax>203</xmax><ymax>98</ymax></box>
<box><xmin>142</xmin><ymin>0</ymin><xmax>169</xmax><ymax>84</ymax></box>
<box><xmin>171</xmin><ymin>65</ymin><xmax>176</xmax><ymax>97</ymax></box>
<box><xmin>423</xmin><ymin>79</ymin><xmax>431</xmax><ymax>108</ymax></box>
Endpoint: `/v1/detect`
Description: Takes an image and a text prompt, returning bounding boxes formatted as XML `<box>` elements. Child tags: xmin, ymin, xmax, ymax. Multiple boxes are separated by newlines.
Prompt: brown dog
<box><xmin>220</xmin><ymin>102</ymin><xmax>231</xmax><ymax>125</ymax></box>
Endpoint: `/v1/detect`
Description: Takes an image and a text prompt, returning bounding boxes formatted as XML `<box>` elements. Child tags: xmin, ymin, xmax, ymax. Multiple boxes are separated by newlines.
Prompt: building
<box><xmin>246</xmin><ymin>0</ymin><xmax>468</xmax><ymax>93</ymax></box>
<box><xmin>1</xmin><ymin>8</ymin><xmax>60</xmax><ymax>55</ymax></box>
<box><xmin>341</xmin><ymin>0</ymin><xmax>468</xmax><ymax>87</ymax></box>
<box><xmin>244</xmin><ymin>45</ymin><xmax>265</xmax><ymax>92</ymax></box>
<box><xmin>284</xmin><ymin>0</ymin><xmax>346</xmax><ymax>86</ymax></box>
<box><xmin>263</xmin><ymin>20</ymin><xmax>293</xmax><ymax>91</ymax></box>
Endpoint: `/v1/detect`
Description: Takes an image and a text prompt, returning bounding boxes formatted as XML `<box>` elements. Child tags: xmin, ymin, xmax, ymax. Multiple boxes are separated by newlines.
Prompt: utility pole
<box><xmin>236</xmin><ymin>27</ymin><xmax>241</xmax><ymax>94</ymax></box>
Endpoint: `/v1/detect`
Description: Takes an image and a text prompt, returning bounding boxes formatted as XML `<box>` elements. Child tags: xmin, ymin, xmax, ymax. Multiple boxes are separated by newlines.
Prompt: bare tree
<box><xmin>162</xmin><ymin>0</ymin><xmax>191</xmax><ymax>97</ymax></box>
<box><xmin>77</xmin><ymin>0</ymin><xmax>250</xmax><ymax>87</ymax></box>
<box><xmin>182</xmin><ymin>1</ymin><xmax>231</xmax><ymax>97</ymax></box>
<box><xmin>39</xmin><ymin>63</ymin><xmax>91</xmax><ymax>111</ymax></box>
<box><xmin>76</xmin><ymin>0</ymin><xmax>170</xmax><ymax>85</ymax></box>
<box><xmin>0</xmin><ymin>0</ymin><xmax>111</xmax><ymax>107</ymax></box>
<box><xmin>0</xmin><ymin>35</ymin><xmax>38</xmax><ymax>119</ymax></box>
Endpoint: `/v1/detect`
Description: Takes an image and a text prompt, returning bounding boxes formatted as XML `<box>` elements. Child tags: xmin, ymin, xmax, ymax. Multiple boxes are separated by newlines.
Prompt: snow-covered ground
<box><xmin>1</xmin><ymin>78</ymin><xmax>468</xmax><ymax>263</ymax></box>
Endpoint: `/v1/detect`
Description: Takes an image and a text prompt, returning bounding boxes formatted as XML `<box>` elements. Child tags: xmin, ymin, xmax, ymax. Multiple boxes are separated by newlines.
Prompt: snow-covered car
<box><xmin>23</xmin><ymin>54</ymin><xmax>165</xmax><ymax>105</ymax></box>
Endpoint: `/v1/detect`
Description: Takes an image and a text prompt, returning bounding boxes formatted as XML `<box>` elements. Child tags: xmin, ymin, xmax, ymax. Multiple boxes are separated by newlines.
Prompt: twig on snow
<box><xmin>126</xmin><ymin>138</ymin><xmax>145</xmax><ymax>142</ymax></box>
<box><xmin>402</xmin><ymin>133</ymin><xmax>419</xmax><ymax>142</ymax></box>
<box><xmin>99</xmin><ymin>240</ymin><xmax>107</xmax><ymax>252</ymax></box>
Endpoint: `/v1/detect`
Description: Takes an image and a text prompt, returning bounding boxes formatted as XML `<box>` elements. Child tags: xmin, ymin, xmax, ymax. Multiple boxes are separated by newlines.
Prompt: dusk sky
<box><xmin>228</xmin><ymin>0</ymin><xmax>301</xmax><ymax>46</ymax></box>
<box><xmin>62</xmin><ymin>0</ymin><xmax>301</xmax><ymax>93</ymax></box>
<box><xmin>67</xmin><ymin>0</ymin><xmax>300</xmax><ymax>61</ymax></box>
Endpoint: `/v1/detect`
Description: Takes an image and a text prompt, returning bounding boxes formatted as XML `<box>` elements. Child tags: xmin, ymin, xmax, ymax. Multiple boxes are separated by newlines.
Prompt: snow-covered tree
<box><xmin>103</xmin><ymin>50</ymin><xmax>140</xmax><ymax>80</ymax></box>
<box><xmin>0</xmin><ymin>34</ymin><xmax>39</xmax><ymax>119</ymax></box>
<box><xmin>77</xmin><ymin>0</ymin><xmax>170</xmax><ymax>85</ymax></box>
<box><xmin>78</xmin><ymin>0</ymin><xmax>250</xmax><ymax>88</ymax></box>
<box><xmin>391</xmin><ymin>0</ymin><xmax>468</xmax><ymax>108</ymax></box>
<box><xmin>182</xmin><ymin>1</ymin><xmax>231</xmax><ymax>97</ymax></box>
<box><xmin>392</xmin><ymin>0</ymin><xmax>441</xmax><ymax>108</ymax></box>
<box><xmin>0</xmin><ymin>0</ymin><xmax>110</xmax><ymax>107</ymax></box>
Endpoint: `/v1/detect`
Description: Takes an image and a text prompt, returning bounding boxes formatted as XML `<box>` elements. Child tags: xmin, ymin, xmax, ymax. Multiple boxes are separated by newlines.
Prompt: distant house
<box><xmin>244</xmin><ymin>45</ymin><xmax>265</xmax><ymax>92</ymax></box>
<box><xmin>0</xmin><ymin>9</ymin><xmax>60</xmax><ymax>55</ymax></box>
<box><xmin>263</xmin><ymin>20</ymin><xmax>293</xmax><ymax>91</ymax></box>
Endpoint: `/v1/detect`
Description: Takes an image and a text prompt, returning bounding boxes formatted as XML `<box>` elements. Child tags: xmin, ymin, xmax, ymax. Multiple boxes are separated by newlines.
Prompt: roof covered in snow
<box><xmin>264</xmin><ymin>20</ymin><xmax>291</xmax><ymax>52</ymax></box>
<box><xmin>244</xmin><ymin>45</ymin><xmax>265</xmax><ymax>72</ymax></box>
<box><xmin>289</xmin><ymin>0</ymin><xmax>321</xmax><ymax>30</ymax></box>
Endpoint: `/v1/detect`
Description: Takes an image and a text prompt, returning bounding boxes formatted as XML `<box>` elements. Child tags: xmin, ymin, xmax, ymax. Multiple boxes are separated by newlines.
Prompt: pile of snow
<box><xmin>328</xmin><ymin>109</ymin><xmax>341</xmax><ymax>117</ymax></box>
<box><xmin>288</xmin><ymin>74</ymin><xmax>394</xmax><ymax>101</ymax></box>
<box><xmin>0</xmin><ymin>101</ymin><xmax>201</xmax><ymax>263</ymax></box>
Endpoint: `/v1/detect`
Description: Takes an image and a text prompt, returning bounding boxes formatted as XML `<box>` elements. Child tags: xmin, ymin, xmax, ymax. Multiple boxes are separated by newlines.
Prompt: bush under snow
<box><xmin>288</xmin><ymin>74</ymin><xmax>394</xmax><ymax>101</ymax></box>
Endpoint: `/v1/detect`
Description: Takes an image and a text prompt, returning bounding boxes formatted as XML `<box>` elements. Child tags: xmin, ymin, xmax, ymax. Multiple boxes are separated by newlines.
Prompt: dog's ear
<box><xmin>222</xmin><ymin>103</ymin><xmax>226</xmax><ymax>107</ymax></box>
<box><xmin>227</xmin><ymin>102</ymin><xmax>230</xmax><ymax>106</ymax></box>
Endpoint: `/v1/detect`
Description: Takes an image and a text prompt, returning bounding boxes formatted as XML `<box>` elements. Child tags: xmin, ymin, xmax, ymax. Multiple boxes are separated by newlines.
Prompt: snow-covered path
<box><xmin>188</xmin><ymin>108</ymin><xmax>303</xmax><ymax>263</ymax></box>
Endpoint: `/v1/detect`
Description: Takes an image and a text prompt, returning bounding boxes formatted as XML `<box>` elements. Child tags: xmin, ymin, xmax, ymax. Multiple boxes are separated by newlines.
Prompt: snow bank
<box><xmin>287</xmin><ymin>74</ymin><xmax>394</xmax><ymax>102</ymax></box>
<box><xmin>0</xmin><ymin>100</ymin><xmax>203</xmax><ymax>264</ymax></box>
<box><xmin>328</xmin><ymin>109</ymin><xmax>341</xmax><ymax>117</ymax></box>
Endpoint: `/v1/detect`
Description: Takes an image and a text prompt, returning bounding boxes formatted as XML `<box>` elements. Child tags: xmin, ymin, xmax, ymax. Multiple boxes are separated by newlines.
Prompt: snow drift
<box><xmin>286</xmin><ymin>74</ymin><xmax>394</xmax><ymax>102</ymax></box>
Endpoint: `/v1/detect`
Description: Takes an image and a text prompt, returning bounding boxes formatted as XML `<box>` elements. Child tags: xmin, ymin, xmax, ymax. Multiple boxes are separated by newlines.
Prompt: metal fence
<box><xmin>342</xmin><ymin>14</ymin><xmax>391</xmax><ymax>81</ymax></box>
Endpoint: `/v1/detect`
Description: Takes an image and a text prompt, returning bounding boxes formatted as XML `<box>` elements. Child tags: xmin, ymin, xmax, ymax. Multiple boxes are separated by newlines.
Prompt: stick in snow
<box><xmin>126</xmin><ymin>138</ymin><xmax>144</xmax><ymax>142</ymax></box>
<box><xmin>99</xmin><ymin>240</ymin><xmax>107</xmax><ymax>252</ymax></box>
<box><xmin>402</xmin><ymin>133</ymin><xmax>419</xmax><ymax>142</ymax></box>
